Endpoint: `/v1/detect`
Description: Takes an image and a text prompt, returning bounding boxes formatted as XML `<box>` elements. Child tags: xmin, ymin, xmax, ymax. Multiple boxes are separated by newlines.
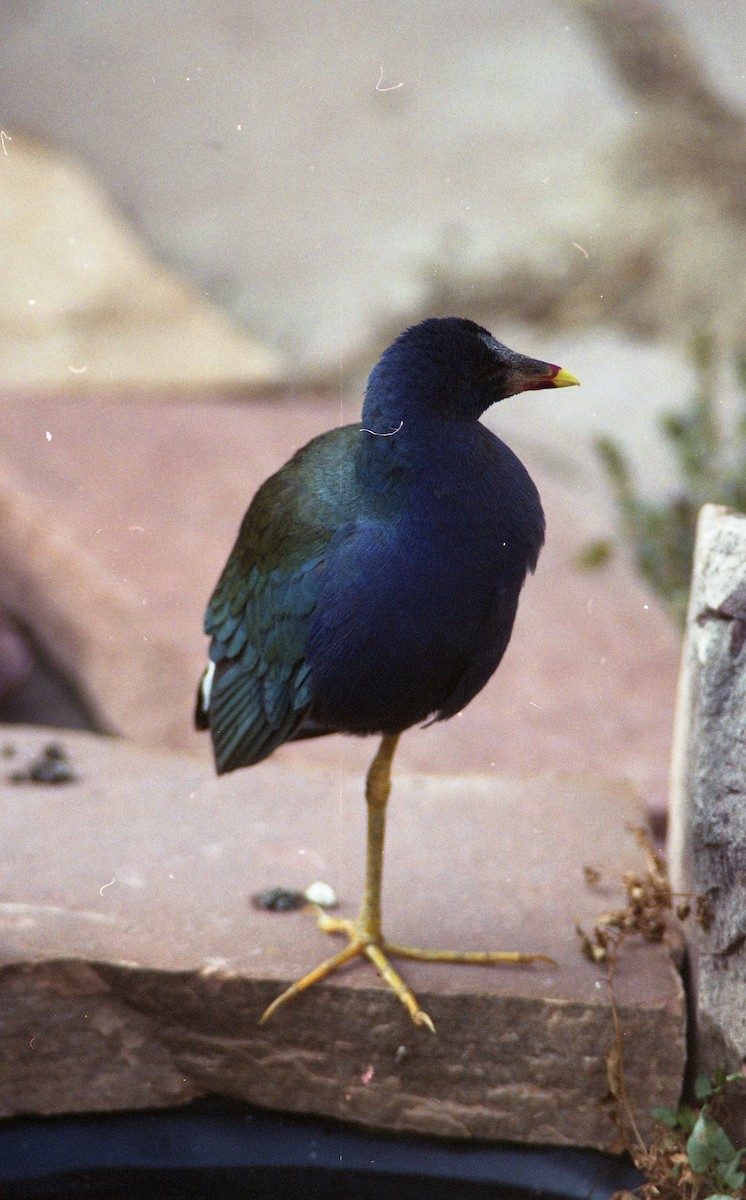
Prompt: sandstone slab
<box><xmin>0</xmin><ymin>727</ymin><xmax>685</xmax><ymax>1149</ymax></box>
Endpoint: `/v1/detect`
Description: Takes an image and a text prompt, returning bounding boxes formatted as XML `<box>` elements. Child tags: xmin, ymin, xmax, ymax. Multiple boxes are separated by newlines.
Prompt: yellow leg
<box><xmin>259</xmin><ymin>733</ymin><xmax>554</xmax><ymax>1032</ymax></box>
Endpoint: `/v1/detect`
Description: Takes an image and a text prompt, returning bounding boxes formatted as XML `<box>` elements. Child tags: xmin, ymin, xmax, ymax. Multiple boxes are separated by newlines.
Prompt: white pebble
<box><xmin>304</xmin><ymin>881</ymin><xmax>338</xmax><ymax>908</ymax></box>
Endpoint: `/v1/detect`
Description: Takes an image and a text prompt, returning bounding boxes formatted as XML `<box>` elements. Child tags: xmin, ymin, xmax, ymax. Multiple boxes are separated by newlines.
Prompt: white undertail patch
<box><xmin>200</xmin><ymin>660</ymin><xmax>216</xmax><ymax>711</ymax></box>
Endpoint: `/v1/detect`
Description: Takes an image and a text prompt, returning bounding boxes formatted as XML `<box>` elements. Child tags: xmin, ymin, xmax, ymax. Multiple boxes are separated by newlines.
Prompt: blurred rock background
<box><xmin>0</xmin><ymin>0</ymin><xmax>744</xmax><ymax>826</ymax></box>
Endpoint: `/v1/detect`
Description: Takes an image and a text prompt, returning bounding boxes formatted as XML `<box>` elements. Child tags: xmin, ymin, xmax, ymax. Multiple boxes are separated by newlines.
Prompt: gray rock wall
<box><xmin>669</xmin><ymin>504</ymin><xmax>746</xmax><ymax>1071</ymax></box>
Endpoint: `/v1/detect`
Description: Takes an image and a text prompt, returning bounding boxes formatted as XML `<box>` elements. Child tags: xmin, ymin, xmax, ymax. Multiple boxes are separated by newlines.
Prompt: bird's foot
<box><xmin>259</xmin><ymin>906</ymin><xmax>555</xmax><ymax>1032</ymax></box>
<box><xmin>259</xmin><ymin>906</ymin><xmax>435</xmax><ymax>1031</ymax></box>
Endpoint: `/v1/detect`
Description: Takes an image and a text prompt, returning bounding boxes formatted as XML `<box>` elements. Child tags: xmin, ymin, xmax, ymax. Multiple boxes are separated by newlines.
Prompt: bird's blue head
<box><xmin>363</xmin><ymin>317</ymin><xmax>578</xmax><ymax>427</ymax></box>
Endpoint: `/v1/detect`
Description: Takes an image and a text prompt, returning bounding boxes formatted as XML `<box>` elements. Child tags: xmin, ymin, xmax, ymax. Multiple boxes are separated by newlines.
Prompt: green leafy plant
<box><xmin>585</xmin><ymin>336</ymin><xmax>746</xmax><ymax>627</ymax></box>
<box><xmin>643</xmin><ymin>1069</ymin><xmax>746</xmax><ymax>1199</ymax></box>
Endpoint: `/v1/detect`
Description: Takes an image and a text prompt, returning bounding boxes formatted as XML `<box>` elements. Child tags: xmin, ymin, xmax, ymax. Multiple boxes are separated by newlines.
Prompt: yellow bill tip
<box><xmin>550</xmin><ymin>366</ymin><xmax>580</xmax><ymax>388</ymax></box>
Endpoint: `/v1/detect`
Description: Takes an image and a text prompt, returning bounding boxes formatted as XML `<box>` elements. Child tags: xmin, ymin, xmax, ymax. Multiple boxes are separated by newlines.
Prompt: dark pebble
<box><xmin>43</xmin><ymin>742</ymin><xmax>68</xmax><ymax>761</ymax></box>
<box><xmin>252</xmin><ymin>886</ymin><xmax>307</xmax><ymax>912</ymax></box>
<box><xmin>29</xmin><ymin>756</ymin><xmax>76</xmax><ymax>784</ymax></box>
<box><xmin>7</xmin><ymin>742</ymin><xmax>77</xmax><ymax>785</ymax></box>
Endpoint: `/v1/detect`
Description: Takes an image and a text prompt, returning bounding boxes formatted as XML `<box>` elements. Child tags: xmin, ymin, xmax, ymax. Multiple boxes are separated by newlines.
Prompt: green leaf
<box><xmin>718</xmin><ymin>1154</ymin><xmax>745</xmax><ymax>1190</ymax></box>
<box><xmin>676</xmin><ymin>1104</ymin><xmax>699</xmax><ymax>1135</ymax></box>
<box><xmin>686</xmin><ymin>1113</ymin><xmax>736</xmax><ymax>1172</ymax></box>
<box><xmin>690</xmin><ymin>330</ymin><xmax>715</xmax><ymax>372</ymax></box>
<box><xmin>591</xmin><ymin>340</ymin><xmax>746</xmax><ymax>628</ymax></box>
<box><xmin>694</xmin><ymin>1073</ymin><xmax>715</xmax><ymax>1100</ymax></box>
<box><xmin>577</xmin><ymin>539</ymin><xmax>614</xmax><ymax>570</ymax></box>
<box><xmin>651</xmin><ymin>1105</ymin><xmax>680</xmax><ymax>1128</ymax></box>
<box><xmin>594</xmin><ymin>435</ymin><xmax>633</xmax><ymax>498</ymax></box>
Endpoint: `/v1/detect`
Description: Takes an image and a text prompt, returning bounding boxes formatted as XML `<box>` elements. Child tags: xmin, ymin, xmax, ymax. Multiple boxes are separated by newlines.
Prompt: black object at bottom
<box><xmin>0</xmin><ymin>1099</ymin><xmax>642</xmax><ymax>1199</ymax></box>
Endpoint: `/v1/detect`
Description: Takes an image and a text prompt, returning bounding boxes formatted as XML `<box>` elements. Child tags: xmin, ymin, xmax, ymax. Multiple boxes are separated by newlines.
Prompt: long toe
<box><xmin>259</xmin><ymin>939</ymin><xmax>364</xmax><ymax>1024</ymax></box>
<box><xmin>383</xmin><ymin>942</ymin><xmax>556</xmax><ymax>966</ymax></box>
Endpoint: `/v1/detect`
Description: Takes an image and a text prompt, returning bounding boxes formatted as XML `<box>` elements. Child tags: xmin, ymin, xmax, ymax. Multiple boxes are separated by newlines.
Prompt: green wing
<box><xmin>197</xmin><ymin>425</ymin><xmax>359</xmax><ymax>773</ymax></box>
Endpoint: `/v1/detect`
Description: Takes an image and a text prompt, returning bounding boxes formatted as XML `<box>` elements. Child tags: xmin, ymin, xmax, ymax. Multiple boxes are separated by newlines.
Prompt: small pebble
<box><xmin>29</xmin><ymin>755</ymin><xmax>75</xmax><ymax>784</ymax></box>
<box><xmin>42</xmin><ymin>742</ymin><xmax>67</xmax><ymax>761</ymax></box>
<box><xmin>252</xmin><ymin>886</ymin><xmax>307</xmax><ymax>912</ymax></box>
<box><xmin>304</xmin><ymin>881</ymin><xmax>338</xmax><ymax>908</ymax></box>
<box><xmin>7</xmin><ymin>742</ymin><xmax>77</xmax><ymax>785</ymax></box>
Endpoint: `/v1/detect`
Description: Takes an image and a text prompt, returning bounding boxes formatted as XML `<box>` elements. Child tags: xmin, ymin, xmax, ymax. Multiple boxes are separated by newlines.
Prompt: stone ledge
<box><xmin>0</xmin><ymin>726</ymin><xmax>685</xmax><ymax>1150</ymax></box>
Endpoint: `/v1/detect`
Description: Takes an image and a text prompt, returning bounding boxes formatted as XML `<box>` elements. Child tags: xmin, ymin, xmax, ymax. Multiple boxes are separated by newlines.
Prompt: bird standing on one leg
<box><xmin>196</xmin><ymin>317</ymin><xmax>578</xmax><ymax>1031</ymax></box>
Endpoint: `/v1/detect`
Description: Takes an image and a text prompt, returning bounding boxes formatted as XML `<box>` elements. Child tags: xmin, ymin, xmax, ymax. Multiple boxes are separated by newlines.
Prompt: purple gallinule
<box><xmin>197</xmin><ymin>317</ymin><xmax>578</xmax><ymax>1030</ymax></box>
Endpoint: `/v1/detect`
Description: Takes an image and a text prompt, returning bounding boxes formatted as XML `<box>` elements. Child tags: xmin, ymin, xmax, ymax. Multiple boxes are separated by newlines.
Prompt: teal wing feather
<box><xmin>203</xmin><ymin>556</ymin><xmax>323</xmax><ymax>771</ymax></box>
<box><xmin>197</xmin><ymin>425</ymin><xmax>360</xmax><ymax>773</ymax></box>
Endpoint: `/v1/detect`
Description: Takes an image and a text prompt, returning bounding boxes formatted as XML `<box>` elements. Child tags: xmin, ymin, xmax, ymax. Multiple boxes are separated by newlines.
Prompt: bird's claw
<box><xmin>259</xmin><ymin>906</ymin><xmax>438</xmax><ymax>1031</ymax></box>
<box><xmin>412</xmin><ymin>1008</ymin><xmax>436</xmax><ymax>1033</ymax></box>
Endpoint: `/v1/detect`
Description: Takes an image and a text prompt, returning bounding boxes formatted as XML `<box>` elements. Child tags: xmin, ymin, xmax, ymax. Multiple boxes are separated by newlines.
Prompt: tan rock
<box><xmin>0</xmin><ymin>726</ymin><xmax>685</xmax><ymax>1148</ymax></box>
<box><xmin>0</xmin><ymin>134</ymin><xmax>282</xmax><ymax>389</ymax></box>
<box><xmin>0</xmin><ymin>394</ymin><xmax>681</xmax><ymax>820</ymax></box>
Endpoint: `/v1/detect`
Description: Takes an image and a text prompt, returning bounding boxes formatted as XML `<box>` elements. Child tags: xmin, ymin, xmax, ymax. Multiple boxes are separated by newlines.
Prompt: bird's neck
<box><xmin>356</xmin><ymin>357</ymin><xmax>500</xmax><ymax>509</ymax></box>
<box><xmin>358</xmin><ymin>417</ymin><xmax>440</xmax><ymax>495</ymax></box>
<box><xmin>358</xmin><ymin>396</ymin><xmax>483</xmax><ymax>493</ymax></box>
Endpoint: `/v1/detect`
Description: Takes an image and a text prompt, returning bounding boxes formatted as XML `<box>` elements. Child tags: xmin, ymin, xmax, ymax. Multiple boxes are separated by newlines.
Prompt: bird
<box><xmin>196</xmin><ymin>317</ymin><xmax>578</xmax><ymax>1031</ymax></box>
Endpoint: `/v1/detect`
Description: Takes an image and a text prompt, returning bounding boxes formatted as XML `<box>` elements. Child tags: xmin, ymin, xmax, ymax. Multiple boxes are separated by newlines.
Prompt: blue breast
<box><xmin>303</xmin><ymin>422</ymin><xmax>544</xmax><ymax>734</ymax></box>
